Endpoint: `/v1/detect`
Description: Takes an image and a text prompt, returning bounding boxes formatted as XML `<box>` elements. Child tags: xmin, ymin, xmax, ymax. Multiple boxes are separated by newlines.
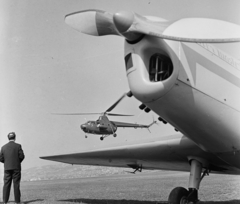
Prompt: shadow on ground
<box><xmin>58</xmin><ymin>199</ymin><xmax>240</xmax><ymax>204</ymax></box>
<box><xmin>1</xmin><ymin>199</ymin><xmax>44</xmax><ymax>204</ymax></box>
<box><xmin>59</xmin><ymin>199</ymin><xmax>166</xmax><ymax>204</ymax></box>
<box><xmin>22</xmin><ymin>199</ymin><xmax>44</xmax><ymax>203</ymax></box>
<box><xmin>199</xmin><ymin>201</ymin><xmax>240</xmax><ymax>204</ymax></box>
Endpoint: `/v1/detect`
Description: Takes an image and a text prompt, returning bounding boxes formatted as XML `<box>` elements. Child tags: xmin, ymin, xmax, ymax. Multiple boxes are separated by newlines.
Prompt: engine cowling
<box><xmin>124</xmin><ymin>36</ymin><xmax>179</xmax><ymax>103</ymax></box>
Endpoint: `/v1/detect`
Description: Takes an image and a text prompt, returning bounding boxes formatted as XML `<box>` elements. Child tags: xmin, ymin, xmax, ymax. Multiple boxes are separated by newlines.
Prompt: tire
<box><xmin>168</xmin><ymin>187</ymin><xmax>189</xmax><ymax>204</ymax></box>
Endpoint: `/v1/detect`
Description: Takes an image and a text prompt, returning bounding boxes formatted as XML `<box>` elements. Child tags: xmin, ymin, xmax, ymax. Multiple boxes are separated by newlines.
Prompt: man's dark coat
<box><xmin>0</xmin><ymin>141</ymin><xmax>25</xmax><ymax>170</ymax></box>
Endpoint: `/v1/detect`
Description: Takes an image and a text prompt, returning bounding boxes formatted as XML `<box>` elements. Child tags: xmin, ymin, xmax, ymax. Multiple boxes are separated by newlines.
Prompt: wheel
<box><xmin>168</xmin><ymin>187</ymin><xmax>189</xmax><ymax>204</ymax></box>
<box><xmin>85</xmin><ymin>135</ymin><xmax>87</xmax><ymax>138</ymax></box>
<box><xmin>113</xmin><ymin>133</ymin><xmax>117</xmax><ymax>137</ymax></box>
<box><xmin>100</xmin><ymin>137</ymin><xmax>104</xmax><ymax>141</ymax></box>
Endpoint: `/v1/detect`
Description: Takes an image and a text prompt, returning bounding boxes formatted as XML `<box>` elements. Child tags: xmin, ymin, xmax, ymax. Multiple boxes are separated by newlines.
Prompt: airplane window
<box><xmin>149</xmin><ymin>54</ymin><xmax>173</xmax><ymax>82</ymax></box>
<box><xmin>125</xmin><ymin>53</ymin><xmax>133</xmax><ymax>71</ymax></box>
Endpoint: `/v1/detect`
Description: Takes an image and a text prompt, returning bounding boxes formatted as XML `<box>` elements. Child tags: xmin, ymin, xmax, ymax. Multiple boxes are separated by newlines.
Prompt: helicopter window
<box><xmin>149</xmin><ymin>54</ymin><xmax>173</xmax><ymax>82</ymax></box>
<box><xmin>125</xmin><ymin>53</ymin><xmax>133</xmax><ymax>71</ymax></box>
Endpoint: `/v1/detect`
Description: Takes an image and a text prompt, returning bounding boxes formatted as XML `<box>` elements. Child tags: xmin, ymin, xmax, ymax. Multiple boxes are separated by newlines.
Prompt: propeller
<box><xmin>65</xmin><ymin>9</ymin><xmax>240</xmax><ymax>43</ymax></box>
<box><xmin>65</xmin><ymin>10</ymin><xmax>143</xmax><ymax>41</ymax></box>
<box><xmin>52</xmin><ymin>92</ymin><xmax>133</xmax><ymax>117</ymax></box>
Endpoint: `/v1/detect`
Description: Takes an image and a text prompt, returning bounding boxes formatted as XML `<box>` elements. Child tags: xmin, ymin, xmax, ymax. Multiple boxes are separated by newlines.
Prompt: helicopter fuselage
<box><xmin>80</xmin><ymin>116</ymin><xmax>117</xmax><ymax>135</ymax></box>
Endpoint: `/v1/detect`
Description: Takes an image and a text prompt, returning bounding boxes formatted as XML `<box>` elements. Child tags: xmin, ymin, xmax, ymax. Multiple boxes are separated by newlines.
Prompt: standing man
<box><xmin>0</xmin><ymin>132</ymin><xmax>25</xmax><ymax>204</ymax></box>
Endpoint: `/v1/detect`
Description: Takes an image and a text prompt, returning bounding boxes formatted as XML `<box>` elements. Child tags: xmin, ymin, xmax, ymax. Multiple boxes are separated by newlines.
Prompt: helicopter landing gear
<box><xmin>100</xmin><ymin>135</ymin><xmax>110</xmax><ymax>140</ymax></box>
<box><xmin>168</xmin><ymin>159</ymin><xmax>208</xmax><ymax>204</ymax></box>
<box><xmin>100</xmin><ymin>133</ymin><xmax>117</xmax><ymax>140</ymax></box>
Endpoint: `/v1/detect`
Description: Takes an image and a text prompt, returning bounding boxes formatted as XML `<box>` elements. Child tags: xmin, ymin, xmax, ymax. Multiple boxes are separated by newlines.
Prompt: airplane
<box><xmin>41</xmin><ymin>8</ymin><xmax>240</xmax><ymax>204</ymax></box>
<box><xmin>54</xmin><ymin>93</ymin><xmax>157</xmax><ymax>140</ymax></box>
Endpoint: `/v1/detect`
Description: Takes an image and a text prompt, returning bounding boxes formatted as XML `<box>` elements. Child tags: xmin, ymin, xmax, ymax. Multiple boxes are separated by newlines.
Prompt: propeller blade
<box><xmin>65</xmin><ymin>9</ymin><xmax>119</xmax><ymax>36</ymax></box>
<box><xmin>105</xmin><ymin>93</ymin><xmax>126</xmax><ymax>113</ymax></box>
<box><xmin>113</xmin><ymin>11</ymin><xmax>240</xmax><ymax>43</ymax></box>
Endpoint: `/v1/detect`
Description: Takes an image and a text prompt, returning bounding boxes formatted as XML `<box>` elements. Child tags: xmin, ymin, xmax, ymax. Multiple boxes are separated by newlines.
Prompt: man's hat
<box><xmin>8</xmin><ymin>132</ymin><xmax>16</xmax><ymax>140</ymax></box>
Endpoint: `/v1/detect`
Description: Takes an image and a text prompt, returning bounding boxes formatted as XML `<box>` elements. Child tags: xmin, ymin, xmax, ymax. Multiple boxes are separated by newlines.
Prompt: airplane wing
<box><xmin>40</xmin><ymin>134</ymin><xmax>240</xmax><ymax>175</ymax></box>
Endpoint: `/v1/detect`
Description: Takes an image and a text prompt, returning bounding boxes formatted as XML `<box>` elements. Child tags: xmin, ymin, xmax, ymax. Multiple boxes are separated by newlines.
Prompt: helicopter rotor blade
<box><xmin>51</xmin><ymin>112</ymin><xmax>133</xmax><ymax>116</ymax></box>
<box><xmin>105</xmin><ymin>93</ymin><xmax>126</xmax><ymax>113</ymax></box>
<box><xmin>107</xmin><ymin>113</ymin><xmax>133</xmax><ymax>116</ymax></box>
<box><xmin>52</xmin><ymin>92</ymin><xmax>131</xmax><ymax>117</ymax></box>
<box><xmin>51</xmin><ymin>113</ymin><xmax>101</xmax><ymax>115</ymax></box>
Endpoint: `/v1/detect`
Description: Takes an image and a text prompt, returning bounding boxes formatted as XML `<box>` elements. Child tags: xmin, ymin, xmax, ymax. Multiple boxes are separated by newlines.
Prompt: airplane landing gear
<box><xmin>168</xmin><ymin>159</ymin><xmax>207</xmax><ymax>204</ymax></box>
<box><xmin>100</xmin><ymin>136</ymin><xmax>104</xmax><ymax>141</ymax></box>
<box><xmin>168</xmin><ymin>187</ymin><xmax>188</xmax><ymax>204</ymax></box>
<box><xmin>113</xmin><ymin>133</ymin><xmax>117</xmax><ymax>137</ymax></box>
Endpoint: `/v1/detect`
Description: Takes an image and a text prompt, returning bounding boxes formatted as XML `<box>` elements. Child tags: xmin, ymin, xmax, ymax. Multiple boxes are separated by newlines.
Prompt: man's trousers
<box><xmin>3</xmin><ymin>169</ymin><xmax>21</xmax><ymax>203</ymax></box>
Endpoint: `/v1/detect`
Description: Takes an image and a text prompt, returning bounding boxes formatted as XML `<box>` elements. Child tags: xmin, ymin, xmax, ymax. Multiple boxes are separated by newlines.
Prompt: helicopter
<box><xmin>80</xmin><ymin>93</ymin><xmax>157</xmax><ymax>140</ymax></box>
<box><xmin>81</xmin><ymin>114</ymin><xmax>156</xmax><ymax>140</ymax></box>
<box><xmin>55</xmin><ymin>93</ymin><xmax>156</xmax><ymax>140</ymax></box>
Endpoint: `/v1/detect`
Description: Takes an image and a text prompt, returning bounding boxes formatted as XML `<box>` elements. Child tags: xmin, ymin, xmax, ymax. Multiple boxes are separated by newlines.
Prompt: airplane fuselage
<box><xmin>125</xmin><ymin>35</ymin><xmax>240</xmax><ymax>169</ymax></box>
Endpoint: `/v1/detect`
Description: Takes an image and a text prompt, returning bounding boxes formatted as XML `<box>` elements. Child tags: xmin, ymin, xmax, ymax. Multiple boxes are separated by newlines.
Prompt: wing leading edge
<box><xmin>40</xmin><ymin>134</ymin><xmax>240</xmax><ymax>175</ymax></box>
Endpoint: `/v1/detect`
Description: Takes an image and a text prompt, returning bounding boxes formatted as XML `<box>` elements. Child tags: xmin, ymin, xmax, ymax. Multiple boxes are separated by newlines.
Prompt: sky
<box><xmin>0</xmin><ymin>0</ymin><xmax>240</xmax><ymax>171</ymax></box>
